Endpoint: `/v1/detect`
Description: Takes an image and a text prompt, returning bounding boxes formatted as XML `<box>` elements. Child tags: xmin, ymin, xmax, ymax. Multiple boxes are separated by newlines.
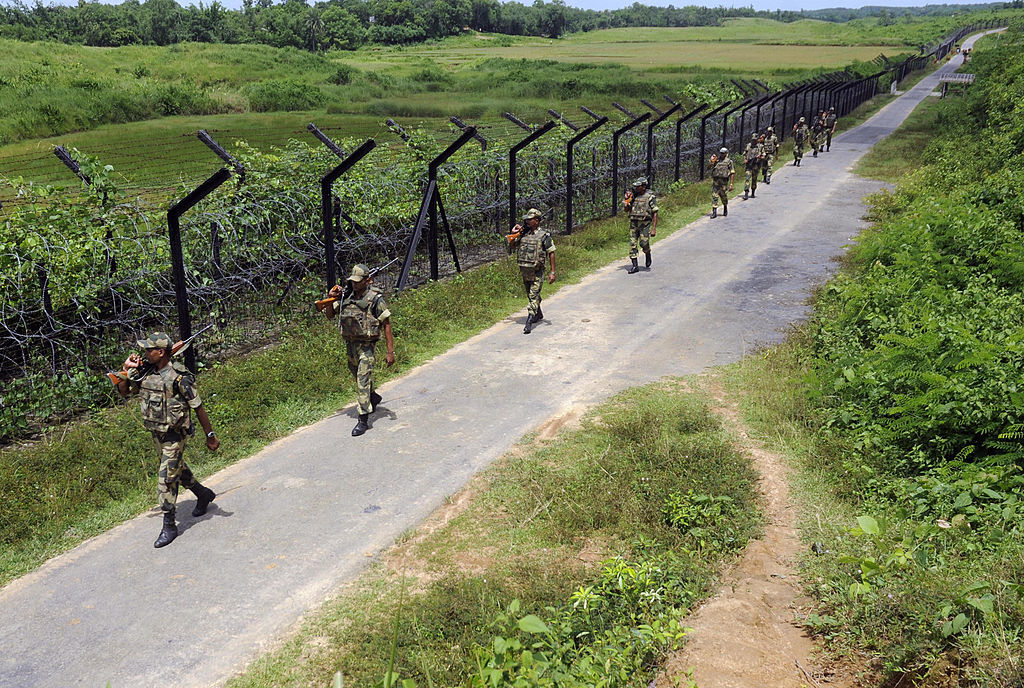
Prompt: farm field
<box><xmin>0</xmin><ymin>14</ymin><xmax>986</xmax><ymax>196</ymax></box>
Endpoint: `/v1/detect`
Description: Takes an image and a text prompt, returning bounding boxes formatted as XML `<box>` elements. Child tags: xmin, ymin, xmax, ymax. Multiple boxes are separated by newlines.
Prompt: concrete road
<box><xmin>0</xmin><ymin>32</ymin><xmax>996</xmax><ymax>688</ymax></box>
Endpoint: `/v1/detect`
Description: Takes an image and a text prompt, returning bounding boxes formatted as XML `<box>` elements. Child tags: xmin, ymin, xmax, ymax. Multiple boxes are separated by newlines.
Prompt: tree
<box><xmin>321</xmin><ymin>5</ymin><xmax>365</xmax><ymax>50</ymax></box>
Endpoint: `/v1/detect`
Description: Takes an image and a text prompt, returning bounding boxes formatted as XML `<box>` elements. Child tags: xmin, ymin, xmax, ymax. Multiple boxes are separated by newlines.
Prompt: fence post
<box><xmin>167</xmin><ymin>131</ymin><xmax>243</xmax><ymax>372</ymax></box>
<box><xmin>563</xmin><ymin>112</ymin><xmax>608</xmax><ymax>233</ymax></box>
<box><xmin>610</xmin><ymin>106</ymin><xmax>651</xmax><ymax>215</ymax></box>
<box><xmin>675</xmin><ymin>104</ymin><xmax>708</xmax><ymax>182</ymax></box>
<box><xmin>307</xmin><ymin>124</ymin><xmax>377</xmax><ymax>290</ymax></box>
<box><xmin>505</xmin><ymin>114</ymin><xmax>557</xmax><ymax>230</ymax></box>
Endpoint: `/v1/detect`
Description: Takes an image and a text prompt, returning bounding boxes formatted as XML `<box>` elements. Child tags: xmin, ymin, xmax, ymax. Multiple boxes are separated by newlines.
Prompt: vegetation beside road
<box><xmin>227</xmin><ymin>380</ymin><xmax>759</xmax><ymax>688</ymax></box>
<box><xmin>731</xmin><ymin>23</ymin><xmax>1024</xmax><ymax>686</ymax></box>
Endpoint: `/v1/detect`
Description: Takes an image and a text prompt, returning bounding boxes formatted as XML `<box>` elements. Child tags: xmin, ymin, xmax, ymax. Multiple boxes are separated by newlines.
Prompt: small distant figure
<box><xmin>709</xmin><ymin>147</ymin><xmax>735</xmax><ymax>219</ymax></box>
<box><xmin>623</xmin><ymin>176</ymin><xmax>658</xmax><ymax>273</ymax></box>
<box><xmin>743</xmin><ymin>133</ymin><xmax>765</xmax><ymax>200</ymax></box>
<box><xmin>507</xmin><ymin>208</ymin><xmax>556</xmax><ymax>334</ymax></box>
<box><xmin>824</xmin><ymin>106</ymin><xmax>838</xmax><ymax>152</ymax></box>
<box><xmin>793</xmin><ymin>117</ymin><xmax>809</xmax><ymax>166</ymax></box>
<box><xmin>761</xmin><ymin>126</ymin><xmax>779</xmax><ymax>184</ymax></box>
<box><xmin>113</xmin><ymin>332</ymin><xmax>219</xmax><ymax>548</ymax></box>
<box><xmin>811</xmin><ymin>112</ymin><xmax>825</xmax><ymax>157</ymax></box>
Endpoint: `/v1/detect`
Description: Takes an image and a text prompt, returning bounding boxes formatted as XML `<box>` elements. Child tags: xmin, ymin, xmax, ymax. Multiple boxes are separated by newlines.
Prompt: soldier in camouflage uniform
<box><xmin>326</xmin><ymin>264</ymin><xmax>396</xmax><ymax>436</ymax></box>
<box><xmin>507</xmin><ymin>208</ymin><xmax>556</xmax><ymax>334</ymax></box>
<box><xmin>742</xmin><ymin>133</ymin><xmax>764</xmax><ymax>200</ymax></box>
<box><xmin>115</xmin><ymin>332</ymin><xmax>219</xmax><ymax>548</ymax></box>
<box><xmin>623</xmin><ymin>176</ymin><xmax>658</xmax><ymax>274</ymax></box>
<box><xmin>811</xmin><ymin>112</ymin><xmax>825</xmax><ymax>157</ymax></box>
<box><xmin>709</xmin><ymin>146</ymin><xmax>734</xmax><ymax>219</ymax></box>
<box><xmin>792</xmin><ymin>117</ymin><xmax>809</xmax><ymax>166</ymax></box>
<box><xmin>824</xmin><ymin>106</ymin><xmax>838</xmax><ymax>152</ymax></box>
<box><xmin>761</xmin><ymin>126</ymin><xmax>779</xmax><ymax>184</ymax></box>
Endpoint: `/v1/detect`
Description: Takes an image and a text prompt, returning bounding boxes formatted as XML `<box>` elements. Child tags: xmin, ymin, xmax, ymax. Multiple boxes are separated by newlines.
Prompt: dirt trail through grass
<box><xmin>658</xmin><ymin>378</ymin><xmax>851</xmax><ymax>688</ymax></box>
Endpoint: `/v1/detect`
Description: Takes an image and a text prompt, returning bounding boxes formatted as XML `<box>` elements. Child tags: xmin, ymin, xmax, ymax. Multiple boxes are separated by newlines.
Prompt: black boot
<box><xmin>370</xmin><ymin>390</ymin><xmax>382</xmax><ymax>409</ymax></box>
<box><xmin>711</xmin><ymin>207</ymin><xmax>717</xmax><ymax>218</ymax></box>
<box><xmin>535</xmin><ymin>307</ymin><xmax>543</xmax><ymax>321</ymax></box>
<box><xmin>644</xmin><ymin>251</ymin><xmax>651</xmax><ymax>268</ymax></box>
<box><xmin>628</xmin><ymin>258</ymin><xmax>640</xmax><ymax>274</ymax></box>
<box><xmin>722</xmin><ymin>205</ymin><xmax>728</xmax><ymax>217</ymax></box>
<box><xmin>352</xmin><ymin>413</ymin><xmax>369</xmax><ymax>436</ymax></box>
<box><xmin>743</xmin><ymin>189</ymin><xmax>748</xmax><ymax>200</ymax></box>
<box><xmin>190</xmin><ymin>482</ymin><xmax>216</xmax><ymax>517</ymax></box>
<box><xmin>751</xmin><ymin>189</ymin><xmax>756</xmax><ymax>198</ymax></box>
<box><xmin>813</xmin><ymin>150</ymin><xmax>818</xmax><ymax>157</ymax></box>
<box><xmin>154</xmin><ymin>510</ymin><xmax>178</xmax><ymax>548</ymax></box>
<box><xmin>766</xmin><ymin>175</ymin><xmax>771</xmax><ymax>184</ymax></box>
<box><xmin>523</xmin><ymin>314</ymin><xmax>534</xmax><ymax>334</ymax></box>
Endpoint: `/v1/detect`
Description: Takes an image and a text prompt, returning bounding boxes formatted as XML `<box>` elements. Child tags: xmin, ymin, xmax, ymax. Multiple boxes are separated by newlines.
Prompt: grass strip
<box><xmin>854</xmin><ymin>96</ymin><xmax>942</xmax><ymax>182</ymax></box>
<box><xmin>226</xmin><ymin>379</ymin><xmax>760</xmax><ymax>688</ymax></box>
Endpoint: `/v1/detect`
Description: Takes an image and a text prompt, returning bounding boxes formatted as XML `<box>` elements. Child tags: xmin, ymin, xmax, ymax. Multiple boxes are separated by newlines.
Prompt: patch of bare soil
<box><xmin>657</xmin><ymin>377</ymin><xmax>853</xmax><ymax>688</ymax></box>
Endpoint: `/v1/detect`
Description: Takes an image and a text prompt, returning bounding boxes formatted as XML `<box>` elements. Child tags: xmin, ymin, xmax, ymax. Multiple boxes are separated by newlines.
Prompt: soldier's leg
<box><xmin>157</xmin><ymin>434</ymin><xmax>189</xmax><ymax>513</ymax></box>
<box><xmin>628</xmin><ymin>221</ymin><xmax>640</xmax><ymax>259</ymax></box>
<box><xmin>355</xmin><ymin>342</ymin><xmax>376</xmax><ymax>416</ymax></box>
<box><xmin>750</xmin><ymin>168</ymin><xmax>758</xmax><ymax>195</ymax></box>
<box><xmin>711</xmin><ymin>181</ymin><xmax>721</xmax><ymax>208</ymax></box>
<box><xmin>638</xmin><ymin>221</ymin><xmax>650</xmax><ymax>254</ymax></box>
<box><xmin>765</xmin><ymin>155</ymin><xmax>773</xmax><ymax>182</ymax></box>
<box><xmin>528</xmin><ymin>276</ymin><xmax>542</xmax><ymax>318</ymax></box>
<box><xmin>826</xmin><ymin>131</ymin><xmax>833</xmax><ymax>151</ymax></box>
<box><xmin>744</xmin><ymin>168</ymin><xmax>752</xmax><ymax>193</ymax></box>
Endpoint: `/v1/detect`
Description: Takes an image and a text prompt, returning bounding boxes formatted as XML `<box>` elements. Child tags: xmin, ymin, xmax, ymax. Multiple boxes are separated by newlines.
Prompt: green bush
<box><xmin>243</xmin><ymin>79</ymin><xmax>325</xmax><ymax>112</ymax></box>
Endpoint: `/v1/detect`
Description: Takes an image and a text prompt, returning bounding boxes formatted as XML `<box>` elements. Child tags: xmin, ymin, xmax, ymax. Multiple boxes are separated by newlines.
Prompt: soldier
<box><xmin>114</xmin><ymin>333</ymin><xmax>219</xmax><ymax>548</ymax></box>
<box><xmin>810</xmin><ymin>112</ymin><xmax>825</xmax><ymax>157</ymax></box>
<box><xmin>709</xmin><ymin>146</ymin><xmax>734</xmax><ymax>219</ymax></box>
<box><xmin>824</xmin><ymin>106</ymin><xmax>838</xmax><ymax>152</ymax></box>
<box><xmin>507</xmin><ymin>208</ymin><xmax>556</xmax><ymax>334</ymax></box>
<box><xmin>326</xmin><ymin>264</ymin><xmax>396</xmax><ymax>436</ymax></box>
<box><xmin>623</xmin><ymin>176</ymin><xmax>658</xmax><ymax>274</ymax></box>
<box><xmin>793</xmin><ymin>117</ymin><xmax>809</xmax><ymax>166</ymax></box>
<box><xmin>761</xmin><ymin>126</ymin><xmax>779</xmax><ymax>184</ymax></box>
<box><xmin>742</xmin><ymin>133</ymin><xmax>764</xmax><ymax>200</ymax></box>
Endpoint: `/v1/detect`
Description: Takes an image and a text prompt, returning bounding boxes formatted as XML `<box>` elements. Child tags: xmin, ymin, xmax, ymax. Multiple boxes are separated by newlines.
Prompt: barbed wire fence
<box><xmin>0</xmin><ymin>19</ymin><xmax>1000</xmax><ymax>442</ymax></box>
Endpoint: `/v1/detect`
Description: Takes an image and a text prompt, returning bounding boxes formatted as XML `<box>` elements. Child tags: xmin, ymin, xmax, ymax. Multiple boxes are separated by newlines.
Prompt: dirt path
<box><xmin>657</xmin><ymin>378</ymin><xmax>850</xmax><ymax>688</ymax></box>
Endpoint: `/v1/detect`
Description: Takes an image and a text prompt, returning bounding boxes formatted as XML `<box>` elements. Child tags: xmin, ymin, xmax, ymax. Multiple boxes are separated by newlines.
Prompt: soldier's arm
<box><xmin>546</xmin><ymin>236</ymin><xmax>556</xmax><ymax>283</ymax></box>
<box><xmin>178</xmin><ymin>375</ymin><xmax>219</xmax><ymax>450</ymax></box>
<box><xmin>383</xmin><ymin>320</ymin><xmax>395</xmax><ymax>366</ymax></box>
<box><xmin>650</xmin><ymin>196</ymin><xmax>658</xmax><ymax>236</ymax></box>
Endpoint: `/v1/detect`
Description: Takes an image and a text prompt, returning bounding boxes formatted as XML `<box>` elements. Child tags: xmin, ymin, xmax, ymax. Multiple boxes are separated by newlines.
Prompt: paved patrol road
<box><xmin>0</xmin><ymin>30</ymin><xmax>999</xmax><ymax>688</ymax></box>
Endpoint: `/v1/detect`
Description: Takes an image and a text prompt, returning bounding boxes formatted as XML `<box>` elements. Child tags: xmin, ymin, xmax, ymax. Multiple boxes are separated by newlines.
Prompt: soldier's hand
<box><xmin>728</xmin><ymin>184</ymin><xmax>734</xmax><ymax>191</ymax></box>
<box><xmin>650</xmin><ymin>228</ymin><xmax>656</xmax><ymax>237</ymax></box>
<box><xmin>206</xmin><ymin>434</ymin><xmax>220</xmax><ymax>451</ymax></box>
<box><xmin>548</xmin><ymin>270</ymin><xmax>556</xmax><ymax>284</ymax></box>
<box><xmin>123</xmin><ymin>353</ymin><xmax>140</xmax><ymax>370</ymax></box>
<box><xmin>385</xmin><ymin>351</ymin><xmax>396</xmax><ymax>367</ymax></box>
<box><xmin>328</xmin><ymin>284</ymin><xmax>343</xmax><ymax>298</ymax></box>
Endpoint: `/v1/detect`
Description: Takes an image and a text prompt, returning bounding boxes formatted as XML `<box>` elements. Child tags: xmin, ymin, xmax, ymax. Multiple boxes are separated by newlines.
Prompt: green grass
<box><xmin>855</xmin><ymin>96</ymin><xmax>942</xmax><ymax>182</ymax></box>
<box><xmin>225</xmin><ymin>379</ymin><xmax>760</xmax><ymax>687</ymax></box>
<box><xmin>0</xmin><ymin>173</ymin><xmax>714</xmax><ymax>586</ymax></box>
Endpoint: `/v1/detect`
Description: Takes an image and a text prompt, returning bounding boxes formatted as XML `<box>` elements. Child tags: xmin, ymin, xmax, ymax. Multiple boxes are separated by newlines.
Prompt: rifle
<box><xmin>316</xmin><ymin>257</ymin><xmax>401</xmax><ymax>313</ymax></box>
<box><xmin>107</xmin><ymin>324</ymin><xmax>214</xmax><ymax>386</ymax></box>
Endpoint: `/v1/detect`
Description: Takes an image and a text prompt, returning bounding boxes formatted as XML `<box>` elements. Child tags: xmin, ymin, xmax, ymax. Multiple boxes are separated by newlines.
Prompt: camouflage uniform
<box><xmin>710</xmin><ymin>151</ymin><xmax>734</xmax><ymax>215</ymax></box>
<box><xmin>811</xmin><ymin>116</ymin><xmax>824</xmax><ymax>156</ymax></box>
<box><xmin>743</xmin><ymin>138</ymin><xmax>764</xmax><ymax>197</ymax></box>
<box><xmin>338</xmin><ymin>287</ymin><xmax>391</xmax><ymax>416</ymax></box>
<box><xmin>824</xmin><ymin>110</ymin><xmax>837</xmax><ymax>151</ymax></box>
<box><xmin>761</xmin><ymin>130</ymin><xmax>779</xmax><ymax>182</ymax></box>
<box><xmin>793</xmin><ymin>121</ymin><xmax>809</xmax><ymax>164</ymax></box>
<box><xmin>628</xmin><ymin>188</ymin><xmax>658</xmax><ymax>259</ymax></box>
<box><xmin>513</xmin><ymin>224</ymin><xmax>555</xmax><ymax>319</ymax></box>
<box><xmin>125</xmin><ymin>359</ymin><xmax>202</xmax><ymax>513</ymax></box>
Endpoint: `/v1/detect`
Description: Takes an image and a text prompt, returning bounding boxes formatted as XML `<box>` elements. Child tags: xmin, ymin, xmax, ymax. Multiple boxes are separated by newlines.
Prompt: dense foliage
<box><xmin>800</xmin><ymin>21</ymin><xmax>1024</xmax><ymax>684</ymax></box>
<box><xmin>0</xmin><ymin>0</ymin><xmax>821</xmax><ymax>49</ymax></box>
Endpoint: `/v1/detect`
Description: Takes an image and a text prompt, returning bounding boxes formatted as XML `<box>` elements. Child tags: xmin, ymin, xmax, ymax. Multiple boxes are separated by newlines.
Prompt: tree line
<box><xmin>0</xmin><ymin>0</ymin><xmax>812</xmax><ymax>50</ymax></box>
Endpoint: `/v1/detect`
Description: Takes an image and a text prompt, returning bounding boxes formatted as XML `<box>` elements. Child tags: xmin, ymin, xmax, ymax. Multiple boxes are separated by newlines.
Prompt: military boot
<box><xmin>722</xmin><ymin>205</ymin><xmax>728</xmax><ymax>217</ymax></box>
<box><xmin>352</xmin><ymin>414</ymin><xmax>369</xmax><ymax>436</ymax></box>
<box><xmin>813</xmin><ymin>150</ymin><xmax>818</xmax><ymax>158</ymax></box>
<box><xmin>370</xmin><ymin>390</ymin><xmax>382</xmax><ymax>409</ymax></box>
<box><xmin>628</xmin><ymin>258</ymin><xmax>640</xmax><ymax>274</ymax></box>
<box><xmin>535</xmin><ymin>307</ymin><xmax>543</xmax><ymax>321</ymax></box>
<box><xmin>523</xmin><ymin>314</ymin><xmax>534</xmax><ymax>334</ymax></box>
<box><xmin>750</xmin><ymin>189</ymin><xmax>756</xmax><ymax>198</ymax></box>
<box><xmin>190</xmin><ymin>482</ymin><xmax>216</xmax><ymax>517</ymax></box>
<box><xmin>644</xmin><ymin>251</ymin><xmax>651</xmax><ymax>268</ymax></box>
<box><xmin>154</xmin><ymin>510</ymin><xmax>178</xmax><ymax>548</ymax></box>
<box><xmin>711</xmin><ymin>207</ymin><xmax>717</xmax><ymax>219</ymax></box>
<box><xmin>766</xmin><ymin>174</ymin><xmax>771</xmax><ymax>184</ymax></box>
<box><xmin>743</xmin><ymin>189</ymin><xmax>748</xmax><ymax>200</ymax></box>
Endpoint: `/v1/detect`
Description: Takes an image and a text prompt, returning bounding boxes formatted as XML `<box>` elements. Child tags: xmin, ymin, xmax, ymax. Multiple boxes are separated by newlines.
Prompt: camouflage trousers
<box><xmin>762</xmin><ymin>154</ymin><xmax>774</xmax><ymax>179</ymax></box>
<box><xmin>825</xmin><ymin>131</ymin><xmax>834</xmax><ymax>150</ymax></box>
<box><xmin>811</xmin><ymin>133</ymin><xmax>822</xmax><ymax>152</ymax></box>
<box><xmin>711</xmin><ymin>178</ymin><xmax>729</xmax><ymax>208</ymax></box>
<box><xmin>744</xmin><ymin>166</ymin><xmax>759</xmax><ymax>193</ymax></box>
<box><xmin>346</xmin><ymin>340</ymin><xmax>378</xmax><ymax>415</ymax></box>
<box><xmin>628</xmin><ymin>219</ymin><xmax>651</xmax><ymax>259</ymax></box>
<box><xmin>153</xmin><ymin>432</ymin><xmax>195</xmax><ymax>513</ymax></box>
<box><xmin>521</xmin><ymin>266</ymin><xmax>544</xmax><ymax>318</ymax></box>
<box><xmin>793</xmin><ymin>141</ymin><xmax>804</xmax><ymax>160</ymax></box>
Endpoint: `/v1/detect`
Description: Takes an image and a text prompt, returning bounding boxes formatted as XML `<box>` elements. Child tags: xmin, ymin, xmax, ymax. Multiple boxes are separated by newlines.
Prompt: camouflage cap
<box><xmin>766</xmin><ymin>126</ymin><xmax>774</xmax><ymax>132</ymax></box>
<box><xmin>522</xmin><ymin>208</ymin><xmax>542</xmax><ymax>221</ymax></box>
<box><xmin>137</xmin><ymin>331</ymin><xmax>173</xmax><ymax>350</ymax></box>
<box><xmin>829</xmin><ymin>106</ymin><xmax>836</xmax><ymax>111</ymax></box>
<box><xmin>346</xmin><ymin>264</ymin><xmax>371</xmax><ymax>283</ymax></box>
<box><xmin>751</xmin><ymin>132</ymin><xmax>759</xmax><ymax>139</ymax></box>
<box><xmin>719</xmin><ymin>147</ymin><xmax>728</xmax><ymax>154</ymax></box>
<box><xmin>799</xmin><ymin>116</ymin><xmax>806</xmax><ymax>123</ymax></box>
<box><xmin>633</xmin><ymin>176</ymin><xmax>648</xmax><ymax>187</ymax></box>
